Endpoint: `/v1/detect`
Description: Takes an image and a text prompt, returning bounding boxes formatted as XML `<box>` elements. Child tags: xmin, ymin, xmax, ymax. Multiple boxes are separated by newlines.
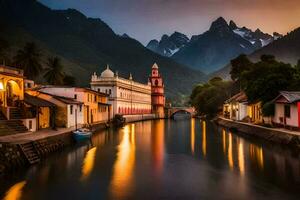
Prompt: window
<box><xmin>74</xmin><ymin>94</ymin><xmax>77</xmax><ymax>99</ymax></box>
<box><xmin>94</xmin><ymin>95</ymin><xmax>97</xmax><ymax>102</ymax></box>
<box><xmin>79</xmin><ymin>105</ymin><xmax>82</xmax><ymax>112</ymax></box>
<box><xmin>70</xmin><ymin>105</ymin><xmax>73</xmax><ymax>115</ymax></box>
<box><xmin>155</xmin><ymin>79</ymin><xmax>158</xmax><ymax>86</ymax></box>
<box><xmin>29</xmin><ymin>120</ymin><xmax>32</xmax><ymax>130</ymax></box>
<box><xmin>98</xmin><ymin>88</ymin><xmax>100</xmax><ymax>92</ymax></box>
<box><xmin>284</xmin><ymin>105</ymin><xmax>290</xmax><ymax>118</ymax></box>
<box><xmin>109</xmin><ymin>89</ymin><xmax>111</xmax><ymax>95</ymax></box>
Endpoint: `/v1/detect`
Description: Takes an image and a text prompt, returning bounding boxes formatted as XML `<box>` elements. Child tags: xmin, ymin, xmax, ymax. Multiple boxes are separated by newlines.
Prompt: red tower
<box><xmin>149</xmin><ymin>63</ymin><xmax>165</xmax><ymax>118</ymax></box>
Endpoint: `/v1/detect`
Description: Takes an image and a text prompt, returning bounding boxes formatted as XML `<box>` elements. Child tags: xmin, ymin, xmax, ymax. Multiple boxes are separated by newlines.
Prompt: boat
<box><xmin>73</xmin><ymin>128</ymin><xmax>92</xmax><ymax>142</ymax></box>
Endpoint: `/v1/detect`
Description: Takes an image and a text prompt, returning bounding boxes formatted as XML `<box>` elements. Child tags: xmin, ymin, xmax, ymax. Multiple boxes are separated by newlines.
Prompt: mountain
<box><xmin>229</xmin><ymin>20</ymin><xmax>282</xmax><ymax>49</ymax></box>
<box><xmin>147</xmin><ymin>17</ymin><xmax>280</xmax><ymax>74</ymax></box>
<box><xmin>0</xmin><ymin>0</ymin><xmax>206</xmax><ymax>98</ymax></box>
<box><xmin>172</xmin><ymin>17</ymin><xmax>257</xmax><ymax>73</ymax></box>
<box><xmin>210</xmin><ymin>28</ymin><xmax>300</xmax><ymax>80</ymax></box>
<box><xmin>146</xmin><ymin>32</ymin><xmax>190</xmax><ymax>57</ymax></box>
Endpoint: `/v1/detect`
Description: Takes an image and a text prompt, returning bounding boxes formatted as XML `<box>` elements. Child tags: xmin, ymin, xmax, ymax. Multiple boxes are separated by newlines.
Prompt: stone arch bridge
<box><xmin>167</xmin><ymin>107</ymin><xmax>196</xmax><ymax>118</ymax></box>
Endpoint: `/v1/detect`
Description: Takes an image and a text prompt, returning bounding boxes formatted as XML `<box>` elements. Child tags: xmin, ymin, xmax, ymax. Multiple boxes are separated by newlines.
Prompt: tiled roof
<box><xmin>24</xmin><ymin>94</ymin><xmax>55</xmax><ymax>107</ymax></box>
<box><xmin>225</xmin><ymin>91</ymin><xmax>248</xmax><ymax>103</ymax></box>
<box><xmin>274</xmin><ymin>91</ymin><xmax>300</xmax><ymax>103</ymax></box>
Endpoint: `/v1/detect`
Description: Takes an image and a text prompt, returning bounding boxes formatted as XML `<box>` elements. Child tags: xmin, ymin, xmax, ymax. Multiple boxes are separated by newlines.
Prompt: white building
<box><xmin>223</xmin><ymin>91</ymin><xmax>249</xmax><ymax>121</ymax></box>
<box><xmin>272</xmin><ymin>91</ymin><xmax>300</xmax><ymax>129</ymax></box>
<box><xmin>35</xmin><ymin>86</ymin><xmax>110</xmax><ymax>124</ymax></box>
<box><xmin>90</xmin><ymin>66</ymin><xmax>152</xmax><ymax>117</ymax></box>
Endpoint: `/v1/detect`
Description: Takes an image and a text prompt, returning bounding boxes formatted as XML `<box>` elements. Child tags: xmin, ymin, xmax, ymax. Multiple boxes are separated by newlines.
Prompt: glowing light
<box><xmin>4</xmin><ymin>181</ymin><xmax>26</xmax><ymax>200</ymax></box>
<box><xmin>228</xmin><ymin>132</ymin><xmax>233</xmax><ymax>170</ymax></box>
<box><xmin>110</xmin><ymin>124</ymin><xmax>136</xmax><ymax>198</ymax></box>
<box><xmin>0</xmin><ymin>79</ymin><xmax>4</xmax><ymax>91</ymax></box>
<box><xmin>81</xmin><ymin>147</ymin><xmax>97</xmax><ymax>180</ymax></box>
<box><xmin>249</xmin><ymin>144</ymin><xmax>264</xmax><ymax>170</ymax></box>
<box><xmin>222</xmin><ymin>129</ymin><xmax>226</xmax><ymax>155</ymax></box>
<box><xmin>202</xmin><ymin>120</ymin><xmax>207</xmax><ymax>157</ymax></box>
<box><xmin>238</xmin><ymin>139</ymin><xmax>245</xmax><ymax>175</ymax></box>
<box><xmin>152</xmin><ymin>120</ymin><xmax>165</xmax><ymax>174</ymax></box>
<box><xmin>191</xmin><ymin>118</ymin><xmax>195</xmax><ymax>155</ymax></box>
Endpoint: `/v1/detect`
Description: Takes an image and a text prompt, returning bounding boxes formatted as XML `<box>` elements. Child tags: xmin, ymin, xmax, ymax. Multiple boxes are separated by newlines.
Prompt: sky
<box><xmin>39</xmin><ymin>0</ymin><xmax>300</xmax><ymax>45</ymax></box>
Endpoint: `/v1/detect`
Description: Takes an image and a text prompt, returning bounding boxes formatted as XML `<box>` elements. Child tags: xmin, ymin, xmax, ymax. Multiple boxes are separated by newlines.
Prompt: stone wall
<box><xmin>0</xmin><ymin>131</ymin><xmax>73</xmax><ymax>176</ymax></box>
<box><xmin>216</xmin><ymin>118</ymin><xmax>300</xmax><ymax>148</ymax></box>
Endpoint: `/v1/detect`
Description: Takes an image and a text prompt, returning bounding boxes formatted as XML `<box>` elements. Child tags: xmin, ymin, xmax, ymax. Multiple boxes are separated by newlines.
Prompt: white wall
<box><xmin>22</xmin><ymin>118</ymin><xmax>37</xmax><ymax>132</ymax></box>
<box><xmin>238</xmin><ymin>103</ymin><xmax>248</xmax><ymax>121</ymax></box>
<box><xmin>273</xmin><ymin>103</ymin><xmax>299</xmax><ymax>127</ymax></box>
<box><xmin>67</xmin><ymin>104</ymin><xmax>84</xmax><ymax>128</ymax></box>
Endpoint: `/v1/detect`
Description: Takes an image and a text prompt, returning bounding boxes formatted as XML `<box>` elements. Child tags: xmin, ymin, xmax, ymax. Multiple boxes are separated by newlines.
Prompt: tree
<box><xmin>63</xmin><ymin>74</ymin><xmax>76</xmax><ymax>86</ymax></box>
<box><xmin>241</xmin><ymin>56</ymin><xmax>296</xmax><ymax>103</ymax></box>
<box><xmin>14</xmin><ymin>42</ymin><xmax>42</xmax><ymax>79</ymax></box>
<box><xmin>190</xmin><ymin>77</ymin><xmax>233</xmax><ymax>117</ymax></box>
<box><xmin>44</xmin><ymin>57</ymin><xmax>65</xmax><ymax>85</ymax></box>
<box><xmin>230</xmin><ymin>54</ymin><xmax>253</xmax><ymax>81</ymax></box>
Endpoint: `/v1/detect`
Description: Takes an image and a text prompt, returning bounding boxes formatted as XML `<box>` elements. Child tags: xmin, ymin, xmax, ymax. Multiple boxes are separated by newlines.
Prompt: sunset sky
<box><xmin>40</xmin><ymin>0</ymin><xmax>300</xmax><ymax>45</ymax></box>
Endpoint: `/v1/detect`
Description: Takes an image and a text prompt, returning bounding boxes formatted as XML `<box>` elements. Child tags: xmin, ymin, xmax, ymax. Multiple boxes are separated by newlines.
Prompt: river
<box><xmin>1</xmin><ymin>119</ymin><xmax>300</xmax><ymax>200</ymax></box>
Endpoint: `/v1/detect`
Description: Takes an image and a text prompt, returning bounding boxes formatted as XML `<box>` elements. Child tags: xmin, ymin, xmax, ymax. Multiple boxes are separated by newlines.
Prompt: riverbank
<box><xmin>0</xmin><ymin>122</ymin><xmax>108</xmax><ymax>175</ymax></box>
<box><xmin>215</xmin><ymin>117</ymin><xmax>300</xmax><ymax>149</ymax></box>
<box><xmin>0</xmin><ymin>114</ymin><xmax>162</xmax><ymax>176</ymax></box>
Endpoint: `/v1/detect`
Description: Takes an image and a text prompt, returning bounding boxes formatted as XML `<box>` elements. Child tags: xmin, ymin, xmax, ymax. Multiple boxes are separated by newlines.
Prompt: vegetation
<box><xmin>44</xmin><ymin>57</ymin><xmax>65</xmax><ymax>85</ymax></box>
<box><xmin>190</xmin><ymin>77</ymin><xmax>234</xmax><ymax>117</ymax></box>
<box><xmin>14</xmin><ymin>42</ymin><xmax>43</xmax><ymax>79</ymax></box>
<box><xmin>191</xmin><ymin>54</ymin><xmax>300</xmax><ymax>117</ymax></box>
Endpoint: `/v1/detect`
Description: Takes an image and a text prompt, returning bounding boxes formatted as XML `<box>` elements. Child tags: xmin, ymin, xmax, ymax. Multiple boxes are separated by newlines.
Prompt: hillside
<box><xmin>0</xmin><ymin>0</ymin><xmax>206</xmax><ymax>98</ymax></box>
<box><xmin>211</xmin><ymin>27</ymin><xmax>300</xmax><ymax>80</ymax></box>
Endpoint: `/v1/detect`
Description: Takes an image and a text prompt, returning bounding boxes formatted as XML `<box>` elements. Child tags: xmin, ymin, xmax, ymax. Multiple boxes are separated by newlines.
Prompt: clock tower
<box><xmin>149</xmin><ymin>63</ymin><xmax>165</xmax><ymax>118</ymax></box>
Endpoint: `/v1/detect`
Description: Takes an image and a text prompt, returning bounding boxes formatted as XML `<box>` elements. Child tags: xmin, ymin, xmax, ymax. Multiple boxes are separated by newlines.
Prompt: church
<box><xmin>90</xmin><ymin>63</ymin><xmax>165</xmax><ymax>118</ymax></box>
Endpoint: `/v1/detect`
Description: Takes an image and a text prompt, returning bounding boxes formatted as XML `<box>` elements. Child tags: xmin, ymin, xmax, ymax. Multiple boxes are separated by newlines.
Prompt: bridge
<box><xmin>167</xmin><ymin>107</ymin><xmax>196</xmax><ymax>118</ymax></box>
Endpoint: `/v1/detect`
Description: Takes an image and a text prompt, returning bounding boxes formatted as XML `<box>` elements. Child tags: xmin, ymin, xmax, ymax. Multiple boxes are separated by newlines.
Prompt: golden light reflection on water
<box><xmin>81</xmin><ymin>147</ymin><xmax>97</xmax><ymax>180</ymax></box>
<box><xmin>190</xmin><ymin>118</ymin><xmax>195</xmax><ymax>155</ymax></box>
<box><xmin>3</xmin><ymin>181</ymin><xmax>26</xmax><ymax>200</ymax></box>
<box><xmin>249</xmin><ymin>144</ymin><xmax>264</xmax><ymax>170</ymax></box>
<box><xmin>152</xmin><ymin>120</ymin><xmax>165</xmax><ymax>173</ymax></box>
<box><xmin>110</xmin><ymin>124</ymin><xmax>136</xmax><ymax>199</ymax></box>
<box><xmin>202</xmin><ymin>120</ymin><xmax>207</xmax><ymax>157</ymax></box>
<box><xmin>222</xmin><ymin>129</ymin><xmax>226</xmax><ymax>155</ymax></box>
<box><xmin>228</xmin><ymin>132</ymin><xmax>234</xmax><ymax>170</ymax></box>
<box><xmin>238</xmin><ymin>139</ymin><xmax>245</xmax><ymax>175</ymax></box>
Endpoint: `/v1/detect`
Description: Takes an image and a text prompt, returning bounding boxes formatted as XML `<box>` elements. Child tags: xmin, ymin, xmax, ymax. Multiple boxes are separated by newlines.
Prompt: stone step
<box><xmin>19</xmin><ymin>142</ymin><xmax>40</xmax><ymax>164</ymax></box>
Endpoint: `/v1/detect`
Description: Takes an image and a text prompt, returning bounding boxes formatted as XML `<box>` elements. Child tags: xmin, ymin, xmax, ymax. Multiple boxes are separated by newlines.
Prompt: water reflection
<box><xmin>228</xmin><ymin>132</ymin><xmax>234</xmax><ymax>170</ymax></box>
<box><xmin>202</xmin><ymin>120</ymin><xmax>207</xmax><ymax>157</ymax></box>
<box><xmin>152</xmin><ymin>120</ymin><xmax>165</xmax><ymax>173</ymax></box>
<box><xmin>222</xmin><ymin>129</ymin><xmax>226</xmax><ymax>155</ymax></box>
<box><xmin>109</xmin><ymin>124</ymin><xmax>136</xmax><ymax>199</ymax></box>
<box><xmin>1</xmin><ymin>120</ymin><xmax>300</xmax><ymax>199</ymax></box>
<box><xmin>3</xmin><ymin>181</ymin><xmax>26</xmax><ymax>200</ymax></box>
<box><xmin>190</xmin><ymin>118</ymin><xmax>195</xmax><ymax>155</ymax></box>
<box><xmin>81</xmin><ymin>147</ymin><xmax>97</xmax><ymax>180</ymax></box>
<box><xmin>238</xmin><ymin>139</ymin><xmax>245</xmax><ymax>175</ymax></box>
<box><xmin>249</xmin><ymin>144</ymin><xmax>264</xmax><ymax>171</ymax></box>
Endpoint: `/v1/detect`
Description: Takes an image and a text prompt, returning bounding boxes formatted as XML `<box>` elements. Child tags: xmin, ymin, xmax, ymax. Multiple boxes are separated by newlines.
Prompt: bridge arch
<box><xmin>169</xmin><ymin>107</ymin><xmax>196</xmax><ymax>119</ymax></box>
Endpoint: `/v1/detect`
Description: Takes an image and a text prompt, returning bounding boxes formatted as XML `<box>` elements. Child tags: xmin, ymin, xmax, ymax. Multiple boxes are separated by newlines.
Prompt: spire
<box><xmin>106</xmin><ymin>64</ymin><xmax>110</xmax><ymax>70</ymax></box>
<box><xmin>129</xmin><ymin>73</ymin><xmax>133</xmax><ymax>80</ymax></box>
<box><xmin>152</xmin><ymin>63</ymin><xmax>158</xmax><ymax>69</ymax></box>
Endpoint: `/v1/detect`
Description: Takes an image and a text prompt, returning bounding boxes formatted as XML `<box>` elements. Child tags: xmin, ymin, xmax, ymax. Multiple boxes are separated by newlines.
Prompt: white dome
<box><xmin>101</xmin><ymin>65</ymin><xmax>114</xmax><ymax>78</ymax></box>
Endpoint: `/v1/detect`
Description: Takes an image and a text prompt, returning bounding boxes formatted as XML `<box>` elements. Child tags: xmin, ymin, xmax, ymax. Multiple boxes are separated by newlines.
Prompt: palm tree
<box><xmin>14</xmin><ymin>42</ymin><xmax>43</xmax><ymax>79</ymax></box>
<box><xmin>44</xmin><ymin>57</ymin><xmax>65</xmax><ymax>85</ymax></box>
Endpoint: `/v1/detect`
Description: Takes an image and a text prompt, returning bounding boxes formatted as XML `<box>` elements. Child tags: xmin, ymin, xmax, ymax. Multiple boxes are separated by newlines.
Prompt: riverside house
<box><xmin>223</xmin><ymin>91</ymin><xmax>263</xmax><ymax>124</ymax></box>
<box><xmin>26</xmin><ymin>90</ymin><xmax>84</xmax><ymax>128</ymax></box>
<box><xmin>0</xmin><ymin>65</ymin><xmax>57</xmax><ymax>134</ymax></box>
<box><xmin>36</xmin><ymin>86</ymin><xmax>111</xmax><ymax>125</ymax></box>
<box><xmin>272</xmin><ymin>91</ymin><xmax>300</xmax><ymax>130</ymax></box>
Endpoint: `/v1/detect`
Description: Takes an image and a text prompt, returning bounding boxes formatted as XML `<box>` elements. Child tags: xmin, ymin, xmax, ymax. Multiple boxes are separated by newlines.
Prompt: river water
<box><xmin>1</xmin><ymin>119</ymin><xmax>300</xmax><ymax>200</ymax></box>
